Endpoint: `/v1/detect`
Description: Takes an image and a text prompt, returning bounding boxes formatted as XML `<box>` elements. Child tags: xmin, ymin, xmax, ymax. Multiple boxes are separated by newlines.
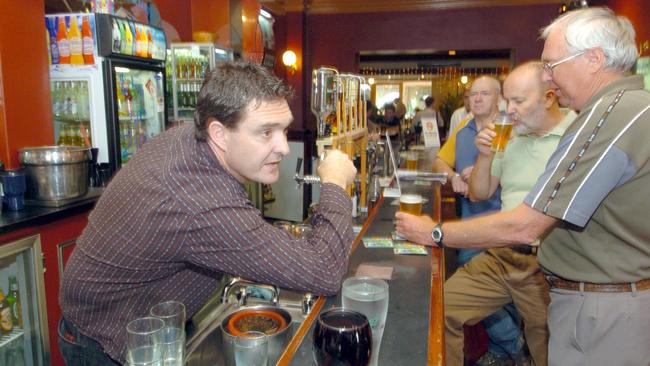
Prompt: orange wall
<box><xmin>190</xmin><ymin>0</ymin><xmax>231</xmax><ymax>46</ymax></box>
<box><xmin>155</xmin><ymin>0</ymin><xmax>193</xmax><ymax>42</ymax></box>
<box><xmin>0</xmin><ymin>0</ymin><xmax>53</xmax><ymax>169</ymax></box>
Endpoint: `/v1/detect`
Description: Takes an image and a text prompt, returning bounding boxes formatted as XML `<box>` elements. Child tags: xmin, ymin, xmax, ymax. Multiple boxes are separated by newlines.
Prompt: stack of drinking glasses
<box><xmin>126</xmin><ymin>301</ymin><xmax>186</xmax><ymax>366</ymax></box>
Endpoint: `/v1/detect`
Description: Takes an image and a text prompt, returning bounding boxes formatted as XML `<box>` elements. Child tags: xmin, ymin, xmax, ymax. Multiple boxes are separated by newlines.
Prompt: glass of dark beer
<box><xmin>312</xmin><ymin>307</ymin><xmax>372</xmax><ymax>366</ymax></box>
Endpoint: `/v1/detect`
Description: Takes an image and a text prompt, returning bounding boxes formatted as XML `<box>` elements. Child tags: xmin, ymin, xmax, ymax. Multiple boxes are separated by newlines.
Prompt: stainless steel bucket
<box><xmin>18</xmin><ymin>146</ymin><xmax>91</xmax><ymax>201</ymax></box>
<box><xmin>220</xmin><ymin>305</ymin><xmax>292</xmax><ymax>366</ymax></box>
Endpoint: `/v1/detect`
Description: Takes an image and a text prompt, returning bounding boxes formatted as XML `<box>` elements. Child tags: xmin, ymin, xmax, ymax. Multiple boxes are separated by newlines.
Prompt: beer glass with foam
<box><xmin>491</xmin><ymin>114</ymin><xmax>513</xmax><ymax>152</ymax></box>
<box><xmin>399</xmin><ymin>193</ymin><xmax>423</xmax><ymax>216</ymax></box>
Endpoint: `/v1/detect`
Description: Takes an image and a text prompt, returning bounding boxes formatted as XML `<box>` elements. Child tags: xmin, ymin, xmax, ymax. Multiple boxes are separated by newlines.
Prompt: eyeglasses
<box><xmin>541</xmin><ymin>51</ymin><xmax>585</xmax><ymax>74</ymax></box>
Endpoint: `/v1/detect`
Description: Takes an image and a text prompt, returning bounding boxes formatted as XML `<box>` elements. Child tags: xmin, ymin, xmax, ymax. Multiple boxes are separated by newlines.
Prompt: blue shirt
<box><xmin>455</xmin><ymin>119</ymin><xmax>501</xmax><ymax>218</ymax></box>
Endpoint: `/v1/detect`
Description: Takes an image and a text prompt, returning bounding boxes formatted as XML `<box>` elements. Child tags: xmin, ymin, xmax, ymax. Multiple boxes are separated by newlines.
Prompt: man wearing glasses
<box><xmin>396</xmin><ymin>7</ymin><xmax>650</xmax><ymax>365</ymax></box>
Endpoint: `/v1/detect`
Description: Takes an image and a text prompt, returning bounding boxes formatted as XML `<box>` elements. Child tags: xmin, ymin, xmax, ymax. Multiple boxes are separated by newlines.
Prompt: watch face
<box><xmin>432</xmin><ymin>228</ymin><xmax>442</xmax><ymax>242</ymax></box>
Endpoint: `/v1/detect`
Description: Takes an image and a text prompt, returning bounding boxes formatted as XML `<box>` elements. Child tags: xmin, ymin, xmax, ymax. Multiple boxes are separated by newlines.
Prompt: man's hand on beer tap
<box><xmin>318</xmin><ymin>150</ymin><xmax>357</xmax><ymax>189</ymax></box>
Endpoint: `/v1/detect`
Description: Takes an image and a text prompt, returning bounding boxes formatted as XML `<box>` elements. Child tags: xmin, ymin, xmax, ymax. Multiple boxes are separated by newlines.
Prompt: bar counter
<box><xmin>277</xmin><ymin>176</ymin><xmax>445</xmax><ymax>365</ymax></box>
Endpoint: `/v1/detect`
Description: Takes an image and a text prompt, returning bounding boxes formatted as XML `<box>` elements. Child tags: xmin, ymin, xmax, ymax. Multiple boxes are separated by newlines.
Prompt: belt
<box><xmin>510</xmin><ymin>245</ymin><xmax>537</xmax><ymax>255</ymax></box>
<box><xmin>545</xmin><ymin>275</ymin><xmax>650</xmax><ymax>293</ymax></box>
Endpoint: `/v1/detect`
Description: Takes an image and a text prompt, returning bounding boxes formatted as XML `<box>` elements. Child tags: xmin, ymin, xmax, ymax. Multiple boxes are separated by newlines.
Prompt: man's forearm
<box><xmin>434</xmin><ymin>157</ymin><xmax>455</xmax><ymax>176</ymax></box>
<box><xmin>468</xmin><ymin>154</ymin><xmax>494</xmax><ymax>202</ymax></box>
<box><xmin>442</xmin><ymin>204</ymin><xmax>556</xmax><ymax>249</ymax></box>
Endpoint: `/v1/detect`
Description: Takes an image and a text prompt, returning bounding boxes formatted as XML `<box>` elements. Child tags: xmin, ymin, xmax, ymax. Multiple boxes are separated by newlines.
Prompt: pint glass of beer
<box><xmin>406</xmin><ymin>151</ymin><xmax>418</xmax><ymax>171</ymax></box>
<box><xmin>399</xmin><ymin>194</ymin><xmax>423</xmax><ymax>216</ymax></box>
<box><xmin>491</xmin><ymin>114</ymin><xmax>513</xmax><ymax>152</ymax></box>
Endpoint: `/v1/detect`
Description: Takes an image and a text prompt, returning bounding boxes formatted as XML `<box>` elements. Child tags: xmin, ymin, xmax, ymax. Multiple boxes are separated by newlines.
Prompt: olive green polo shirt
<box><xmin>525</xmin><ymin>75</ymin><xmax>650</xmax><ymax>283</ymax></box>
<box><xmin>492</xmin><ymin>110</ymin><xmax>576</xmax><ymax>212</ymax></box>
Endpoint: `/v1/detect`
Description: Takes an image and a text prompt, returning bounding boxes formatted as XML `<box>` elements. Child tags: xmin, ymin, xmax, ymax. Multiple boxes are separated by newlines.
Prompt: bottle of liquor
<box><xmin>68</xmin><ymin>15</ymin><xmax>84</xmax><ymax>65</ymax></box>
<box><xmin>0</xmin><ymin>287</ymin><xmax>13</xmax><ymax>334</ymax></box>
<box><xmin>122</xmin><ymin>20</ymin><xmax>133</xmax><ymax>55</ymax></box>
<box><xmin>57</xmin><ymin>16</ymin><xmax>70</xmax><ymax>64</ymax></box>
<box><xmin>81</xmin><ymin>15</ymin><xmax>95</xmax><ymax>64</ymax></box>
<box><xmin>47</xmin><ymin>18</ymin><xmax>60</xmax><ymax>65</ymax></box>
<box><xmin>6</xmin><ymin>276</ymin><xmax>22</xmax><ymax>328</ymax></box>
<box><xmin>111</xmin><ymin>19</ymin><xmax>121</xmax><ymax>53</ymax></box>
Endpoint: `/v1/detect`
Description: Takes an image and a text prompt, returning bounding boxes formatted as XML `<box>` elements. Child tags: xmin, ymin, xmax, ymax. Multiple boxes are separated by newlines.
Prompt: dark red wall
<box><xmin>606</xmin><ymin>0</ymin><xmax>650</xmax><ymax>44</ymax></box>
<box><xmin>306</xmin><ymin>4</ymin><xmax>560</xmax><ymax>74</ymax></box>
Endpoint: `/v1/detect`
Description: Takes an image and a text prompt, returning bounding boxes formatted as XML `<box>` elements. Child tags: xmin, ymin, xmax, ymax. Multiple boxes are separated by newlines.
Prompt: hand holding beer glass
<box><xmin>490</xmin><ymin>113</ymin><xmax>513</xmax><ymax>152</ymax></box>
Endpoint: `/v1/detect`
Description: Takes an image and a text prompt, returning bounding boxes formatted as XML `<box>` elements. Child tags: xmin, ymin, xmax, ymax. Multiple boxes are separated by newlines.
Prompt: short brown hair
<box><xmin>193</xmin><ymin>61</ymin><xmax>294</xmax><ymax>140</ymax></box>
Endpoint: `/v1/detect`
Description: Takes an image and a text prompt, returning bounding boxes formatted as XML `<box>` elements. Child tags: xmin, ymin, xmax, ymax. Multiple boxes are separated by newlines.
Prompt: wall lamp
<box><xmin>282</xmin><ymin>50</ymin><xmax>297</xmax><ymax>75</ymax></box>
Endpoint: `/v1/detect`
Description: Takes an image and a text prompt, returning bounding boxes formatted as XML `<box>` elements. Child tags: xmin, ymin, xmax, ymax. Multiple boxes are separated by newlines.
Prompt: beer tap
<box><xmin>294</xmin><ymin>157</ymin><xmax>321</xmax><ymax>188</ymax></box>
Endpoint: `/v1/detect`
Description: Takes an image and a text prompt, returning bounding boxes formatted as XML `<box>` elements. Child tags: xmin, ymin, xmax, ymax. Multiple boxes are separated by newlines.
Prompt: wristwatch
<box><xmin>431</xmin><ymin>222</ymin><xmax>444</xmax><ymax>248</ymax></box>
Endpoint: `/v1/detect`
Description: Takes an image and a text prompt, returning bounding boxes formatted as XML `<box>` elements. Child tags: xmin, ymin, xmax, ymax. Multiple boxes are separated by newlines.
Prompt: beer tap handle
<box><xmin>295</xmin><ymin>157</ymin><xmax>303</xmax><ymax>175</ymax></box>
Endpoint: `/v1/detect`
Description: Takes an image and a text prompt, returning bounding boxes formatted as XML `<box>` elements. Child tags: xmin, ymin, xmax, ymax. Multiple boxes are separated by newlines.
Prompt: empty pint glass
<box><xmin>405</xmin><ymin>151</ymin><xmax>418</xmax><ymax>171</ymax></box>
<box><xmin>491</xmin><ymin>114</ymin><xmax>513</xmax><ymax>152</ymax></box>
<box><xmin>399</xmin><ymin>193</ymin><xmax>423</xmax><ymax>216</ymax></box>
<box><xmin>342</xmin><ymin>277</ymin><xmax>389</xmax><ymax>366</ymax></box>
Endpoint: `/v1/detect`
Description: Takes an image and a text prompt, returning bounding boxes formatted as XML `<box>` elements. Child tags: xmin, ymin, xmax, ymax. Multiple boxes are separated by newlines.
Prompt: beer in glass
<box><xmin>491</xmin><ymin>114</ymin><xmax>513</xmax><ymax>152</ymax></box>
<box><xmin>399</xmin><ymin>194</ymin><xmax>423</xmax><ymax>215</ymax></box>
<box><xmin>406</xmin><ymin>151</ymin><xmax>418</xmax><ymax>171</ymax></box>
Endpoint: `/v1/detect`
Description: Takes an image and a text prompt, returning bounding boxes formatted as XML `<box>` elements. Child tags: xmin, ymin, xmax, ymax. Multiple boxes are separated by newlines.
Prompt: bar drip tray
<box><xmin>25</xmin><ymin>187</ymin><xmax>103</xmax><ymax>208</ymax></box>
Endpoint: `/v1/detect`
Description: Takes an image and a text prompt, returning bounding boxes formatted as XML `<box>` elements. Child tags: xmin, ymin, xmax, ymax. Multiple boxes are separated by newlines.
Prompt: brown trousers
<box><xmin>444</xmin><ymin>248</ymin><xmax>550</xmax><ymax>366</ymax></box>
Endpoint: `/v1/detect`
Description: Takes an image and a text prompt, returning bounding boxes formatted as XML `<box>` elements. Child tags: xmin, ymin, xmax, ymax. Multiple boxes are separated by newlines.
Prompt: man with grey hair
<box><xmin>396</xmin><ymin>7</ymin><xmax>650</xmax><ymax>365</ymax></box>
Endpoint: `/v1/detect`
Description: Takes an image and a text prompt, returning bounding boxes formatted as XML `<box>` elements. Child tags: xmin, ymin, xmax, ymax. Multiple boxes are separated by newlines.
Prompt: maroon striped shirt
<box><xmin>59</xmin><ymin>123</ymin><xmax>354</xmax><ymax>362</ymax></box>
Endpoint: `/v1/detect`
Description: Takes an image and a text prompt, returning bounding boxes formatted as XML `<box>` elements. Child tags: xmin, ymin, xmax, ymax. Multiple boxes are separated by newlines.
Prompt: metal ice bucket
<box><xmin>18</xmin><ymin>146</ymin><xmax>91</xmax><ymax>201</ymax></box>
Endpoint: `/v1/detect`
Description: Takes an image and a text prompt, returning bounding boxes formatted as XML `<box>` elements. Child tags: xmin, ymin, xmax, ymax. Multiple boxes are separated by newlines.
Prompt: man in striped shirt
<box><xmin>58</xmin><ymin>61</ymin><xmax>357</xmax><ymax>364</ymax></box>
<box><xmin>396</xmin><ymin>7</ymin><xmax>650</xmax><ymax>366</ymax></box>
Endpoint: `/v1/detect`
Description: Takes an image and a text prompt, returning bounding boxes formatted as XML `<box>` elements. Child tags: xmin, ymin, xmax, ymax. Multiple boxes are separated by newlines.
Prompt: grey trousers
<box><xmin>548</xmin><ymin>286</ymin><xmax>650</xmax><ymax>366</ymax></box>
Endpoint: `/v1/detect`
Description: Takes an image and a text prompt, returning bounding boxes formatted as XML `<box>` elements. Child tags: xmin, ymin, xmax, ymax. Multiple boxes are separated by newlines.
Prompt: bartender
<box><xmin>377</xmin><ymin>103</ymin><xmax>401</xmax><ymax>141</ymax></box>
<box><xmin>58</xmin><ymin>61</ymin><xmax>357</xmax><ymax>365</ymax></box>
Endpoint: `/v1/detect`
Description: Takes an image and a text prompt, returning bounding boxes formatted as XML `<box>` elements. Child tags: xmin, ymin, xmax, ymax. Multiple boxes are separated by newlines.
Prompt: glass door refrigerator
<box><xmin>46</xmin><ymin>13</ymin><xmax>167</xmax><ymax>175</ymax></box>
<box><xmin>167</xmin><ymin>43</ymin><xmax>233</xmax><ymax>123</ymax></box>
<box><xmin>0</xmin><ymin>235</ymin><xmax>49</xmax><ymax>365</ymax></box>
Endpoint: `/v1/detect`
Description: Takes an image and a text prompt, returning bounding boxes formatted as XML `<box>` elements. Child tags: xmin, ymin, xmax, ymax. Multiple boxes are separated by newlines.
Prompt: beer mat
<box><xmin>414</xmin><ymin>180</ymin><xmax>432</xmax><ymax>186</ymax></box>
<box><xmin>356</xmin><ymin>264</ymin><xmax>394</xmax><ymax>280</ymax></box>
<box><xmin>393</xmin><ymin>242</ymin><xmax>428</xmax><ymax>255</ymax></box>
<box><xmin>383</xmin><ymin>187</ymin><xmax>401</xmax><ymax>197</ymax></box>
<box><xmin>363</xmin><ymin>237</ymin><xmax>394</xmax><ymax>248</ymax></box>
<box><xmin>390</xmin><ymin>198</ymin><xmax>429</xmax><ymax>206</ymax></box>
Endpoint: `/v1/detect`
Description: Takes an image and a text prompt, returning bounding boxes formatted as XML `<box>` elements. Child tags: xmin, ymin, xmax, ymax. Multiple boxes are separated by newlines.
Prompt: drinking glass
<box><xmin>150</xmin><ymin>301</ymin><xmax>186</xmax><ymax>329</ymax></box>
<box><xmin>150</xmin><ymin>301</ymin><xmax>186</xmax><ymax>366</ymax></box>
<box><xmin>491</xmin><ymin>113</ymin><xmax>513</xmax><ymax>152</ymax></box>
<box><xmin>234</xmin><ymin>331</ymin><xmax>269</xmax><ymax>366</ymax></box>
<box><xmin>126</xmin><ymin>317</ymin><xmax>165</xmax><ymax>366</ymax></box>
<box><xmin>406</xmin><ymin>151</ymin><xmax>419</xmax><ymax>171</ymax></box>
<box><xmin>342</xmin><ymin>277</ymin><xmax>389</xmax><ymax>366</ymax></box>
<box><xmin>312</xmin><ymin>307</ymin><xmax>372</xmax><ymax>366</ymax></box>
<box><xmin>399</xmin><ymin>193</ymin><xmax>423</xmax><ymax>216</ymax></box>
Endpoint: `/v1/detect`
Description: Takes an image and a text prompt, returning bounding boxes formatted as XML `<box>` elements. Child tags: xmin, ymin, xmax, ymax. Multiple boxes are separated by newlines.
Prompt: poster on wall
<box><xmin>421</xmin><ymin>117</ymin><xmax>440</xmax><ymax>148</ymax></box>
